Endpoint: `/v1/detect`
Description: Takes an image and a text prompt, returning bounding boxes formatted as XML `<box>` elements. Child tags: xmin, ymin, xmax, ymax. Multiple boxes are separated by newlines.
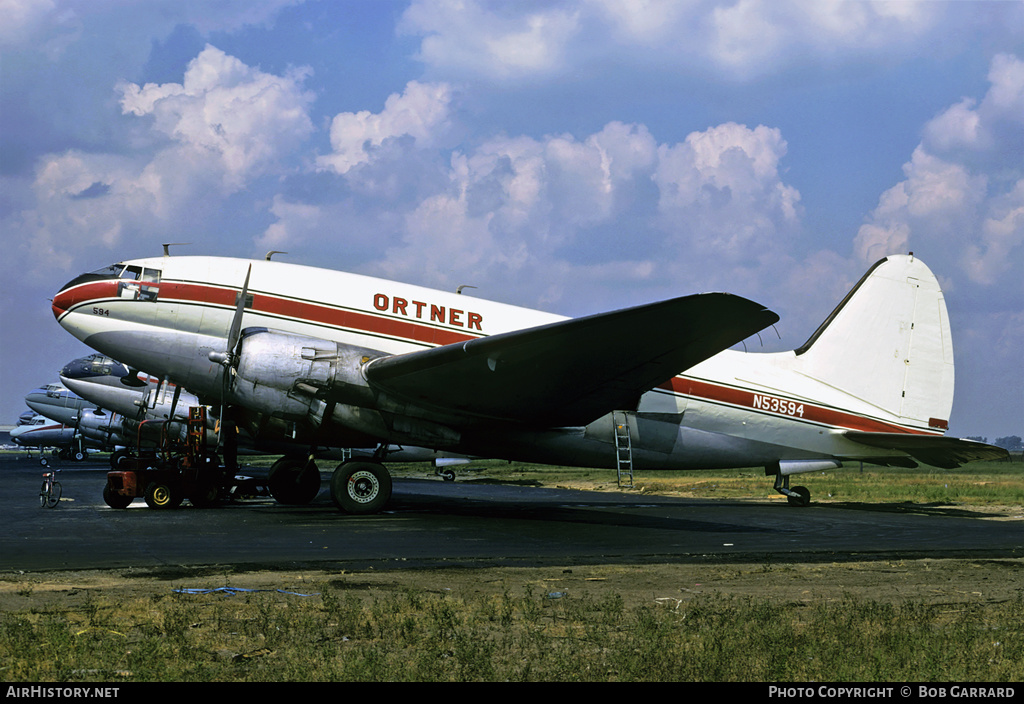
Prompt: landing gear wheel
<box><xmin>331</xmin><ymin>461</ymin><xmax>392</xmax><ymax>515</ymax></box>
<box><xmin>189</xmin><ymin>483</ymin><xmax>221</xmax><ymax>508</ymax></box>
<box><xmin>787</xmin><ymin>486</ymin><xmax>811</xmax><ymax>507</ymax></box>
<box><xmin>267</xmin><ymin>457</ymin><xmax>322</xmax><ymax>505</ymax></box>
<box><xmin>103</xmin><ymin>485</ymin><xmax>132</xmax><ymax>509</ymax></box>
<box><xmin>109</xmin><ymin>449</ymin><xmax>132</xmax><ymax>469</ymax></box>
<box><xmin>145</xmin><ymin>481</ymin><xmax>182</xmax><ymax>510</ymax></box>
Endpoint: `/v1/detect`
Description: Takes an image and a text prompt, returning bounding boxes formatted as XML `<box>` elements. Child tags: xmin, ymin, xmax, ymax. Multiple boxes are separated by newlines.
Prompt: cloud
<box><xmin>351</xmin><ymin>118</ymin><xmax>803</xmax><ymax>311</ymax></box>
<box><xmin>119</xmin><ymin>44</ymin><xmax>315</xmax><ymax>190</ymax></box>
<box><xmin>5</xmin><ymin>44</ymin><xmax>316</xmax><ymax>277</ymax></box>
<box><xmin>399</xmin><ymin>0</ymin><xmax>956</xmax><ymax>81</ymax></box>
<box><xmin>856</xmin><ymin>53</ymin><xmax>1024</xmax><ymax>287</ymax></box>
<box><xmin>316</xmin><ymin>81</ymin><xmax>454</xmax><ymax>175</ymax></box>
<box><xmin>399</xmin><ymin>0</ymin><xmax>582</xmax><ymax>80</ymax></box>
<box><xmin>255</xmin><ymin>195</ymin><xmax>324</xmax><ymax>252</ymax></box>
<box><xmin>654</xmin><ymin>123</ymin><xmax>801</xmax><ymax>261</ymax></box>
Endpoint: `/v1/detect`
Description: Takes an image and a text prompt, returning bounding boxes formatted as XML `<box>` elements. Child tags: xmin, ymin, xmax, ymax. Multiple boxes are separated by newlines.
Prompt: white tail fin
<box><xmin>792</xmin><ymin>254</ymin><xmax>954</xmax><ymax>433</ymax></box>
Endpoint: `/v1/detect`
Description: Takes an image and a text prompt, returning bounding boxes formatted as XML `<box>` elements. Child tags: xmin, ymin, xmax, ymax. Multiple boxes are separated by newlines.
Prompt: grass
<box><xmin>3</xmin><ymin>581</ymin><xmax>1023</xmax><ymax>682</ymax></box>
<box><xmin>387</xmin><ymin>458</ymin><xmax>1024</xmax><ymax>509</ymax></box>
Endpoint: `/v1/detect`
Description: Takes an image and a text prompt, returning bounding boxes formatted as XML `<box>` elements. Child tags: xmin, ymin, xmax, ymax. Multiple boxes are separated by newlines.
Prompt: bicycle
<box><xmin>40</xmin><ymin>468</ymin><xmax>62</xmax><ymax>508</ymax></box>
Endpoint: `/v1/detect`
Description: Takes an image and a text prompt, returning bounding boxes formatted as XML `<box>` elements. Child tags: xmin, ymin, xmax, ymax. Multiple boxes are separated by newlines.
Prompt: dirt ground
<box><xmin>2</xmin><ymin>555</ymin><xmax>1023</xmax><ymax>615</ymax></box>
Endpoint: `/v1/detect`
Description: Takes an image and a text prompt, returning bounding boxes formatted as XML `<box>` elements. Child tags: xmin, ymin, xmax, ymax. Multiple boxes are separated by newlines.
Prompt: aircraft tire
<box><xmin>189</xmin><ymin>483</ymin><xmax>221</xmax><ymax>508</ymax></box>
<box><xmin>267</xmin><ymin>456</ymin><xmax>321</xmax><ymax>505</ymax></box>
<box><xmin>787</xmin><ymin>486</ymin><xmax>811</xmax><ymax>507</ymax></box>
<box><xmin>109</xmin><ymin>449</ymin><xmax>132</xmax><ymax>469</ymax></box>
<box><xmin>145</xmin><ymin>481</ymin><xmax>183</xmax><ymax>510</ymax></box>
<box><xmin>331</xmin><ymin>460</ymin><xmax>392</xmax><ymax>515</ymax></box>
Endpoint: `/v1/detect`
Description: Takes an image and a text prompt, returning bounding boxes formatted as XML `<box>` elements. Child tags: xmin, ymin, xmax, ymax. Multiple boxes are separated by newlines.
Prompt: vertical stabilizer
<box><xmin>793</xmin><ymin>254</ymin><xmax>954</xmax><ymax>432</ymax></box>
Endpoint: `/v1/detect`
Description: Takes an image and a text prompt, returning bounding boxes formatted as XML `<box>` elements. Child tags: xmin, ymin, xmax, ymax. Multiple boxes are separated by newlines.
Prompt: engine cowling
<box><xmin>229</xmin><ymin>329</ymin><xmax>381</xmax><ymax>421</ymax></box>
<box><xmin>226</xmin><ymin>329</ymin><xmax>462</xmax><ymax>448</ymax></box>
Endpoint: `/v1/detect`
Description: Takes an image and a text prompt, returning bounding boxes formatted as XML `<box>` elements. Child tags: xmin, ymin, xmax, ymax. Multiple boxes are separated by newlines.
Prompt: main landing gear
<box><xmin>330</xmin><ymin>460</ymin><xmax>392</xmax><ymax>514</ymax></box>
<box><xmin>265</xmin><ymin>455</ymin><xmax>393</xmax><ymax>514</ymax></box>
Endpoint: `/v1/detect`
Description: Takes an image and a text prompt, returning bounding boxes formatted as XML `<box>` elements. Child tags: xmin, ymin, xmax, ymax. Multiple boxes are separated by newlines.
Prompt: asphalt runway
<box><xmin>2</xmin><ymin>454</ymin><xmax>1022</xmax><ymax>573</ymax></box>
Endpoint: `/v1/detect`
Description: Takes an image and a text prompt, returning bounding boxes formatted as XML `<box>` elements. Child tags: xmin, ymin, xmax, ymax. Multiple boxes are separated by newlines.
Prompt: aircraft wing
<box><xmin>364</xmin><ymin>292</ymin><xmax>779</xmax><ymax>427</ymax></box>
<box><xmin>844</xmin><ymin>432</ymin><xmax>1009</xmax><ymax>469</ymax></box>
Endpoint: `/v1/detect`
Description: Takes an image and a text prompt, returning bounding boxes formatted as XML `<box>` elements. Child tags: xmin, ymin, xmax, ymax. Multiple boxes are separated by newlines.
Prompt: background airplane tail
<box><xmin>792</xmin><ymin>254</ymin><xmax>954</xmax><ymax>433</ymax></box>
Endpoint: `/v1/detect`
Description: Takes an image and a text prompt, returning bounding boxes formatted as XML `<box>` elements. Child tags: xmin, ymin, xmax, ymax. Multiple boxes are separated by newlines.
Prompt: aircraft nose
<box><xmin>52</xmin><ymin>277</ymin><xmax>80</xmax><ymax>319</ymax></box>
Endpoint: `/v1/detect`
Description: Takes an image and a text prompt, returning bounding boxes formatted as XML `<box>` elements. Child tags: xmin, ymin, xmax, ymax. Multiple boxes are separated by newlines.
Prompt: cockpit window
<box><xmin>88</xmin><ymin>263</ymin><xmax>128</xmax><ymax>278</ymax></box>
<box><xmin>59</xmin><ymin>262</ymin><xmax>162</xmax><ymax>297</ymax></box>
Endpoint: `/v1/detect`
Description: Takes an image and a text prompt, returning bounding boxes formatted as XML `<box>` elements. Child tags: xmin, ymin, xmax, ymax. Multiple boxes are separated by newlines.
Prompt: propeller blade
<box><xmin>227</xmin><ymin>264</ymin><xmax>252</xmax><ymax>356</ymax></box>
<box><xmin>209</xmin><ymin>264</ymin><xmax>252</xmax><ymax>451</ymax></box>
<box><xmin>208</xmin><ymin>264</ymin><xmax>253</xmax><ymax>368</ymax></box>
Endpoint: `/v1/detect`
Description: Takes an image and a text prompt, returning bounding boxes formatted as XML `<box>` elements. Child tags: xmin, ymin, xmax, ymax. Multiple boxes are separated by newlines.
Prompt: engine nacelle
<box><xmin>229</xmin><ymin>329</ymin><xmax>382</xmax><ymax>422</ymax></box>
<box><xmin>77</xmin><ymin>409</ymin><xmax>120</xmax><ymax>447</ymax></box>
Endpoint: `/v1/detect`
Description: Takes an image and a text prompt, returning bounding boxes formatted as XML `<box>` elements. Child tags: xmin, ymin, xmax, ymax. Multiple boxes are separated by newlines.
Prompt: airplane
<box><xmin>50</xmin><ymin>251</ymin><xmax>1008</xmax><ymax>513</ymax></box>
<box><xmin>9</xmin><ymin>413</ymin><xmax>89</xmax><ymax>463</ymax></box>
<box><xmin>24</xmin><ymin>382</ymin><xmax>90</xmax><ymax>428</ymax></box>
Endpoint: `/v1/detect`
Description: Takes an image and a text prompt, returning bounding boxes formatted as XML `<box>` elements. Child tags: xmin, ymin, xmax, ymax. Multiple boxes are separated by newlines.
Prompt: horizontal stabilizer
<box><xmin>366</xmin><ymin>293</ymin><xmax>778</xmax><ymax>427</ymax></box>
<box><xmin>845</xmin><ymin>431</ymin><xmax>1009</xmax><ymax>469</ymax></box>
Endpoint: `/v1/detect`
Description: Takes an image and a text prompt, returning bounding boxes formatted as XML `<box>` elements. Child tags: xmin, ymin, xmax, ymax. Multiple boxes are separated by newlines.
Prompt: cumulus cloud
<box><xmin>856</xmin><ymin>53</ymin><xmax>1024</xmax><ymax>286</ymax></box>
<box><xmin>654</xmin><ymin>123</ymin><xmax>801</xmax><ymax>261</ymax></box>
<box><xmin>351</xmin><ymin>118</ymin><xmax>803</xmax><ymax>310</ymax></box>
<box><xmin>316</xmin><ymin>81</ymin><xmax>454</xmax><ymax>175</ymax></box>
<box><xmin>255</xmin><ymin>195</ymin><xmax>324</xmax><ymax>252</ymax></box>
<box><xmin>119</xmin><ymin>45</ymin><xmax>315</xmax><ymax>190</ymax></box>
<box><xmin>6</xmin><ymin>45</ymin><xmax>316</xmax><ymax>275</ymax></box>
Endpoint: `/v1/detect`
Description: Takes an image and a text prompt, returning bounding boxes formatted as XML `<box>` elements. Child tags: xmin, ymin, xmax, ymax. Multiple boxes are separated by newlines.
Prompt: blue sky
<box><xmin>1</xmin><ymin>0</ymin><xmax>1022</xmax><ymax>440</ymax></box>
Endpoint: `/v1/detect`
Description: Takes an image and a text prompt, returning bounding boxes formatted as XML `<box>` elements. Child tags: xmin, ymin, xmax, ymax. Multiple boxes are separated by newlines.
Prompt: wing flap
<box><xmin>365</xmin><ymin>292</ymin><xmax>778</xmax><ymax>427</ymax></box>
<box><xmin>844</xmin><ymin>431</ymin><xmax>1009</xmax><ymax>469</ymax></box>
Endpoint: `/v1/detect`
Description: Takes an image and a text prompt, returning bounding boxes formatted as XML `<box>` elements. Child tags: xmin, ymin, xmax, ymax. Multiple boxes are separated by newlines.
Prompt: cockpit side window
<box><xmin>141</xmin><ymin>268</ymin><xmax>161</xmax><ymax>283</ymax></box>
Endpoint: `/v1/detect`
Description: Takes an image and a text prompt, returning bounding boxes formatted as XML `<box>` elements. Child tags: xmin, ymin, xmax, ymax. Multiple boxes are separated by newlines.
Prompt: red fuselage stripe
<box><xmin>658</xmin><ymin>377</ymin><xmax>937</xmax><ymax>436</ymax></box>
<box><xmin>54</xmin><ymin>279</ymin><xmax>480</xmax><ymax>348</ymax></box>
<box><xmin>55</xmin><ymin>279</ymin><xmax>938</xmax><ymax>437</ymax></box>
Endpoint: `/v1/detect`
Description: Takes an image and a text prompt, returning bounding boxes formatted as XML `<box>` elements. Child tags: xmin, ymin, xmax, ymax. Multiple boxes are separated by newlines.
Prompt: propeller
<box><xmin>208</xmin><ymin>263</ymin><xmax>252</xmax><ymax>376</ymax></box>
<box><xmin>207</xmin><ymin>264</ymin><xmax>252</xmax><ymax>467</ymax></box>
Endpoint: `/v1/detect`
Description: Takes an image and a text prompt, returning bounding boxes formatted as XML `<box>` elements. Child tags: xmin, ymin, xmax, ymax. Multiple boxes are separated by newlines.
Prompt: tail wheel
<box><xmin>145</xmin><ymin>482</ymin><xmax>182</xmax><ymax>510</ymax></box>
<box><xmin>331</xmin><ymin>461</ymin><xmax>392</xmax><ymax>515</ymax></box>
<box><xmin>786</xmin><ymin>486</ymin><xmax>811</xmax><ymax>507</ymax></box>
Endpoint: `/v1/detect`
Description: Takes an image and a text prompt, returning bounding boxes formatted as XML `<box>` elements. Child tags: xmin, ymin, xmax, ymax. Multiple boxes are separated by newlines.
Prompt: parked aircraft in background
<box><xmin>10</xmin><ymin>413</ymin><xmax>90</xmax><ymax>463</ymax></box>
<box><xmin>58</xmin><ymin>352</ymin><xmax>470</xmax><ymax>482</ymax></box>
<box><xmin>24</xmin><ymin>383</ymin><xmax>90</xmax><ymax>428</ymax></box>
<box><xmin>51</xmin><ymin>252</ymin><xmax>1008</xmax><ymax>512</ymax></box>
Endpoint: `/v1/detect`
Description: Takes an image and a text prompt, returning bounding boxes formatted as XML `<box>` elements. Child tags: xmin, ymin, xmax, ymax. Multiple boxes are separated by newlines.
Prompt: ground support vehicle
<box><xmin>102</xmin><ymin>407</ymin><xmax>234</xmax><ymax>509</ymax></box>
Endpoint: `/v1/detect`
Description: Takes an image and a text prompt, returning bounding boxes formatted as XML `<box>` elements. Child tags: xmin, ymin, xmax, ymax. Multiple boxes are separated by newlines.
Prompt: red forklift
<box><xmin>103</xmin><ymin>407</ymin><xmax>225</xmax><ymax>509</ymax></box>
